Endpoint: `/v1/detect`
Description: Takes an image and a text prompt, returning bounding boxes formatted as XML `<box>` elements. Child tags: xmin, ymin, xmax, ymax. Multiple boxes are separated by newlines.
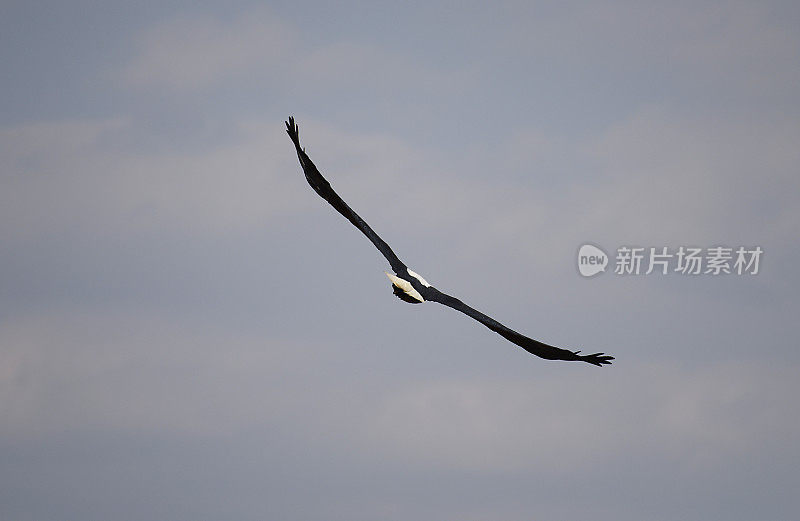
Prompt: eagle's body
<box><xmin>386</xmin><ymin>269</ymin><xmax>429</xmax><ymax>303</ymax></box>
<box><xmin>286</xmin><ymin>117</ymin><xmax>613</xmax><ymax>366</ymax></box>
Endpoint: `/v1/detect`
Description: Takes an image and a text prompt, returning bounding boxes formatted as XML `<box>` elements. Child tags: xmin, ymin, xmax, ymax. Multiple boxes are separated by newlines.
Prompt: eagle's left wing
<box><xmin>423</xmin><ymin>286</ymin><xmax>614</xmax><ymax>366</ymax></box>
<box><xmin>286</xmin><ymin>117</ymin><xmax>408</xmax><ymax>274</ymax></box>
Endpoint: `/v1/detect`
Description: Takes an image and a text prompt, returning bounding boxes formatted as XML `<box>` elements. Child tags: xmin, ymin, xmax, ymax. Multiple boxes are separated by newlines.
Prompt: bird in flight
<box><xmin>286</xmin><ymin>117</ymin><xmax>613</xmax><ymax>366</ymax></box>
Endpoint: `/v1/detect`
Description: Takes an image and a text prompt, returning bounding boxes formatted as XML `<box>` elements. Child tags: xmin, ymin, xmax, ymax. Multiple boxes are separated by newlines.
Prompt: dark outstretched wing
<box><xmin>286</xmin><ymin>117</ymin><xmax>407</xmax><ymax>274</ymax></box>
<box><xmin>424</xmin><ymin>287</ymin><xmax>614</xmax><ymax>366</ymax></box>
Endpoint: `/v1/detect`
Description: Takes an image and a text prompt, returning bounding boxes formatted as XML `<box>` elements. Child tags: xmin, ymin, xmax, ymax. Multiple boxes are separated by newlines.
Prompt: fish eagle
<box><xmin>286</xmin><ymin>117</ymin><xmax>613</xmax><ymax>366</ymax></box>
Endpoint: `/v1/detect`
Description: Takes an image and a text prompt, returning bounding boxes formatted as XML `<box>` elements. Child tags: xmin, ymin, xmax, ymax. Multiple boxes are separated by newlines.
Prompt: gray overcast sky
<box><xmin>2</xmin><ymin>1</ymin><xmax>799</xmax><ymax>520</ymax></box>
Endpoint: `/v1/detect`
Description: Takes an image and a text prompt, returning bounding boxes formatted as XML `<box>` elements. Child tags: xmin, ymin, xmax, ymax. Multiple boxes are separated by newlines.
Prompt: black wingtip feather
<box><xmin>285</xmin><ymin>116</ymin><xmax>300</xmax><ymax>145</ymax></box>
<box><xmin>581</xmin><ymin>353</ymin><xmax>615</xmax><ymax>367</ymax></box>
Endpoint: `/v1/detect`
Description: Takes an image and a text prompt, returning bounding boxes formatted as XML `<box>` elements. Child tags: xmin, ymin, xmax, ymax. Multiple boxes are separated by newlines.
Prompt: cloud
<box><xmin>507</xmin><ymin>1</ymin><xmax>800</xmax><ymax>97</ymax></box>
<box><xmin>0</xmin><ymin>308</ymin><xmax>332</xmax><ymax>440</ymax></box>
<box><xmin>120</xmin><ymin>7</ymin><xmax>294</xmax><ymax>90</ymax></box>
<box><xmin>294</xmin><ymin>41</ymin><xmax>471</xmax><ymax>95</ymax></box>
<box><xmin>0</xmin><ymin>117</ymin><xmax>311</xmax><ymax>239</ymax></box>
<box><xmin>116</xmin><ymin>5</ymin><xmax>471</xmax><ymax>101</ymax></box>
<box><xmin>582</xmin><ymin>106</ymin><xmax>800</xmax><ymax>244</ymax></box>
<box><xmin>440</xmin><ymin>105</ymin><xmax>800</xmax><ymax>258</ymax></box>
<box><xmin>367</xmin><ymin>362</ymin><xmax>799</xmax><ymax>474</ymax></box>
<box><xmin>6</xmin><ymin>305</ymin><xmax>795</xmax><ymax>483</ymax></box>
<box><xmin>0</xmin><ymin>111</ymin><xmax>527</xmax><ymax>249</ymax></box>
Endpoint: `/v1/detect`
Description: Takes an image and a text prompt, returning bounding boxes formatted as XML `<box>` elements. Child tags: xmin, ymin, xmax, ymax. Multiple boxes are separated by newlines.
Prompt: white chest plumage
<box><xmin>385</xmin><ymin>269</ymin><xmax>429</xmax><ymax>303</ymax></box>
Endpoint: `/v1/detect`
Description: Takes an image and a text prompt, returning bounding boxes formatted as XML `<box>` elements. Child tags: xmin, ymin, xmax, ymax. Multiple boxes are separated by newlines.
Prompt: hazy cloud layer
<box><xmin>2</xmin><ymin>1</ymin><xmax>799</xmax><ymax>520</ymax></box>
